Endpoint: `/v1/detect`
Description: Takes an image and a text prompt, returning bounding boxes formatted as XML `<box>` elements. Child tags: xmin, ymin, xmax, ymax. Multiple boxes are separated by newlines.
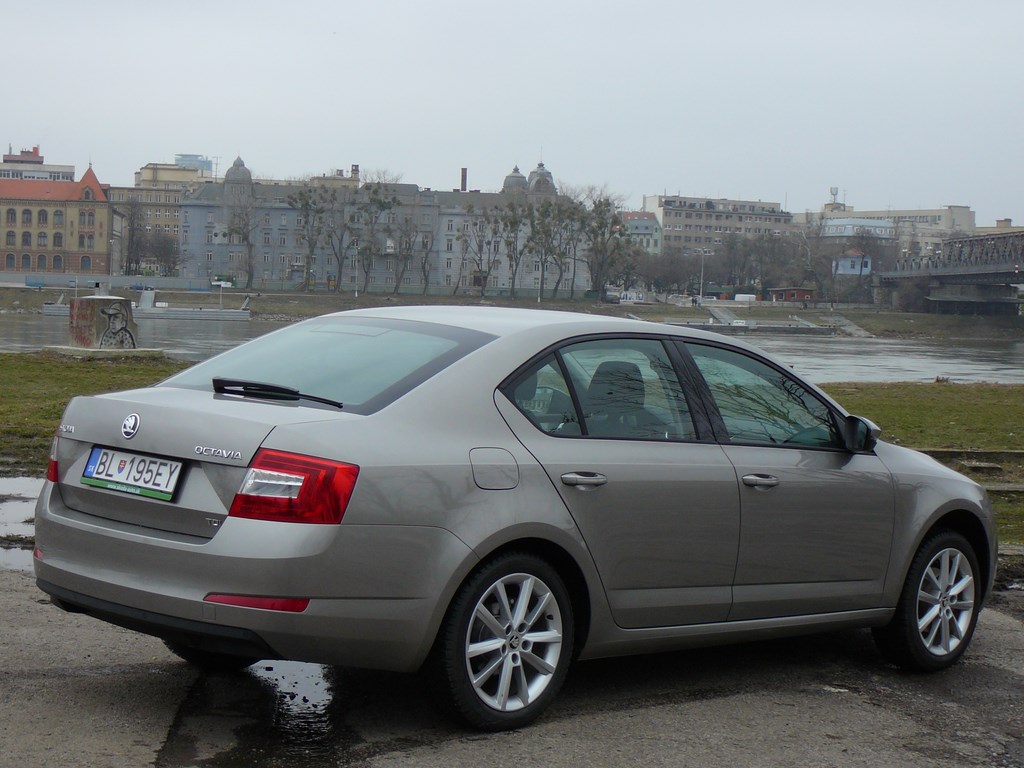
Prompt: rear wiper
<box><xmin>212</xmin><ymin>377</ymin><xmax>344</xmax><ymax>410</ymax></box>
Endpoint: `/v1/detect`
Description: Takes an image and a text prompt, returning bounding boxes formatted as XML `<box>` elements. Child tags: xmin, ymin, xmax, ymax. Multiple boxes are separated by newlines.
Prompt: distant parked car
<box><xmin>35</xmin><ymin>306</ymin><xmax>996</xmax><ymax>730</ymax></box>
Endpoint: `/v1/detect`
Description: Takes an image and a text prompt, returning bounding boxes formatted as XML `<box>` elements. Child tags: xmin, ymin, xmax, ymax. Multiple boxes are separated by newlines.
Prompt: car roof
<box><xmin>332</xmin><ymin>305</ymin><xmax>713</xmax><ymax>341</ymax></box>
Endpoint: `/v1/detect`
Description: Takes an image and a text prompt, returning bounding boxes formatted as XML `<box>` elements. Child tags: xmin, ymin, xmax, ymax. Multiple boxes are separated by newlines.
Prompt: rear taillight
<box><xmin>46</xmin><ymin>434</ymin><xmax>59</xmax><ymax>482</ymax></box>
<box><xmin>228</xmin><ymin>449</ymin><xmax>359</xmax><ymax>524</ymax></box>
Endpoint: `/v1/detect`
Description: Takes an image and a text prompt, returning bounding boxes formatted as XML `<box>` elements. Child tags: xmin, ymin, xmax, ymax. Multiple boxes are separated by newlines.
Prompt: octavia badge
<box><xmin>121</xmin><ymin>413</ymin><xmax>141</xmax><ymax>439</ymax></box>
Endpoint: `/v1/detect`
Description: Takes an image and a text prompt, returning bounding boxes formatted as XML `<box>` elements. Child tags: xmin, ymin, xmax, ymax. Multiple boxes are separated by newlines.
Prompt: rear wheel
<box><xmin>432</xmin><ymin>552</ymin><xmax>574</xmax><ymax>731</ymax></box>
<box><xmin>163</xmin><ymin>640</ymin><xmax>259</xmax><ymax>672</ymax></box>
<box><xmin>873</xmin><ymin>530</ymin><xmax>980</xmax><ymax>671</ymax></box>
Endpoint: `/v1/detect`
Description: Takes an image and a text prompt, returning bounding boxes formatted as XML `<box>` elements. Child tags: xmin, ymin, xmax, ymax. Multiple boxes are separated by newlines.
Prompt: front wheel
<box><xmin>873</xmin><ymin>530</ymin><xmax>980</xmax><ymax>671</ymax></box>
<box><xmin>432</xmin><ymin>552</ymin><xmax>574</xmax><ymax>731</ymax></box>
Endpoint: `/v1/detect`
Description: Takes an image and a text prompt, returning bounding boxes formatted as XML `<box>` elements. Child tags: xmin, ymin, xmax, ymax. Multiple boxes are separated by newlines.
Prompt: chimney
<box><xmin>995</xmin><ymin>218</ymin><xmax>1012</xmax><ymax>228</ymax></box>
<box><xmin>351</xmin><ymin>164</ymin><xmax>360</xmax><ymax>179</ymax></box>
<box><xmin>461</xmin><ymin>167</ymin><xmax>468</xmax><ymax>192</ymax></box>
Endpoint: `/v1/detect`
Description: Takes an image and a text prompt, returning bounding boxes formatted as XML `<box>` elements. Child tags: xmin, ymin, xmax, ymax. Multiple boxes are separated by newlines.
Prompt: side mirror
<box><xmin>843</xmin><ymin>415</ymin><xmax>880</xmax><ymax>453</ymax></box>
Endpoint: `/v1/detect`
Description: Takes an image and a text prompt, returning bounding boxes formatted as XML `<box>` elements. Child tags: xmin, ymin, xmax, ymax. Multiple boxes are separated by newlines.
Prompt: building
<box><xmin>833</xmin><ymin>248</ymin><xmax>872</xmax><ymax>277</ymax></box>
<box><xmin>621</xmin><ymin>211</ymin><xmax>662</xmax><ymax>255</ymax></box>
<box><xmin>798</xmin><ymin>198</ymin><xmax>976</xmax><ymax>260</ymax></box>
<box><xmin>1</xmin><ymin>145</ymin><xmax>75</xmax><ymax>181</ymax></box>
<box><xmin>768</xmin><ymin>286</ymin><xmax>816</xmax><ymax>302</ymax></box>
<box><xmin>2</xmin><ymin>165</ymin><xmax>121</xmax><ymax>276</ymax></box>
<box><xmin>178</xmin><ymin>158</ymin><xmax>589</xmax><ymax>295</ymax></box>
<box><xmin>108</xmin><ymin>157</ymin><xmax>219</xmax><ymax>275</ymax></box>
<box><xmin>642</xmin><ymin>194</ymin><xmax>794</xmax><ymax>257</ymax></box>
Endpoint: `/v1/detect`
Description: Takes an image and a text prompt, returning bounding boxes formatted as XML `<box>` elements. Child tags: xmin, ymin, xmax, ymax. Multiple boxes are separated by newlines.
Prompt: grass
<box><xmin>0</xmin><ymin>352</ymin><xmax>190</xmax><ymax>476</ymax></box>
<box><xmin>820</xmin><ymin>382</ymin><xmax>1024</xmax><ymax>451</ymax></box>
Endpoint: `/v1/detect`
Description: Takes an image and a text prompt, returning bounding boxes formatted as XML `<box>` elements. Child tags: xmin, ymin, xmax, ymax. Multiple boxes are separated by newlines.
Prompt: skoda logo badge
<box><xmin>121</xmin><ymin>413</ymin><xmax>141</xmax><ymax>439</ymax></box>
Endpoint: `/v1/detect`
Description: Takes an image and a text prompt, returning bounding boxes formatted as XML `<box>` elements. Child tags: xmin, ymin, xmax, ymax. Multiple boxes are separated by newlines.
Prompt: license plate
<box><xmin>81</xmin><ymin>447</ymin><xmax>183</xmax><ymax>501</ymax></box>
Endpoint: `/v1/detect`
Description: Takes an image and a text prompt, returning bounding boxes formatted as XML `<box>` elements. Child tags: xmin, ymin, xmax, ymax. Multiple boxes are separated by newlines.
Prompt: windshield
<box><xmin>162</xmin><ymin>315</ymin><xmax>495</xmax><ymax>414</ymax></box>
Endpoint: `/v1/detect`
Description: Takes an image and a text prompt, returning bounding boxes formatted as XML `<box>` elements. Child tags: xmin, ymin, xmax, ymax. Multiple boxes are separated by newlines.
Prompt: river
<box><xmin>0</xmin><ymin>312</ymin><xmax>1022</xmax><ymax>384</ymax></box>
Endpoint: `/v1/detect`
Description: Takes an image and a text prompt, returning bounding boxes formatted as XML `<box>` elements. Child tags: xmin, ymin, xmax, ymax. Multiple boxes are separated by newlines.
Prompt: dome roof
<box><xmin>502</xmin><ymin>165</ymin><xmax>528</xmax><ymax>193</ymax></box>
<box><xmin>224</xmin><ymin>155</ymin><xmax>252</xmax><ymax>184</ymax></box>
<box><xmin>527</xmin><ymin>162</ymin><xmax>556</xmax><ymax>195</ymax></box>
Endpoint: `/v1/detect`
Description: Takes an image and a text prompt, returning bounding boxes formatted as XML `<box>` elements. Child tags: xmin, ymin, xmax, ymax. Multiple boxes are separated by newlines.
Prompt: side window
<box><xmin>686</xmin><ymin>344</ymin><xmax>840</xmax><ymax>448</ymax></box>
<box><xmin>506</xmin><ymin>355</ymin><xmax>581</xmax><ymax>436</ymax></box>
<box><xmin>560</xmin><ymin>338</ymin><xmax>696</xmax><ymax>441</ymax></box>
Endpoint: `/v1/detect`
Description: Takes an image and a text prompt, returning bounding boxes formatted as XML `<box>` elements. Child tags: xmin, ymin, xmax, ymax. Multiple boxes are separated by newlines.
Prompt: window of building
<box><xmin>280</xmin><ymin>235</ymin><xmax>287</xmax><ymax>246</ymax></box>
<box><xmin>21</xmin><ymin>232</ymin><xmax>31</xmax><ymax>247</ymax></box>
<box><xmin>37</xmin><ymin>233</ymin><xmax>47</xmax><ymax>247</ymax></box>
<box><xmin>446</xmin><ymin>239</ymin><xmax>453</xmax><ymax>252</ymax></box>
<box><xmin>37</xmin><ymin>254</ymin><xmax>47</xmax><ymax>269</ymax></box>
<box><xmin>87</xmin><ymin>235</ymin><xmax>94</xmax><ymax>248</ymax></box>
<box><xmin>87</xmin><ymin>212</ymin><xmax>95</xmax><ymax>226</ymax></box>
<box><xmin>38</xmin><ymin>210</ymin><xmax>48</xmax><ymax>226</ymax></box>
<box><xmin>22</xmin><ymin>253</ymin><xmax>30</xmax><ymax>269</ymax></box>
<box><xmin>263</xmin><ymin>233</ymin><xmax>271</xmax><ymax>244</ymax></box>
<box><xmin>53</xmin><ymin>254</ymin><xmax>62</xmax><ymax>270</ymax></box>
<box><xmin>5</xmin><ymin>209</ymin><xmax>15</xmax><ymax>225</ymax></box>
<box><xmin>53</xmin><ymin>210</ymin><xmax>63</xmax><ymax>226</ymax></box>
<box><xmin>4</xmin><ymin>231</ymin><xmax>12</xmax><ymax>246</ymax></box>
<box><xmin>5</xmin><ymin>253</ymin><xmax>13</xmax><ymax>268</ymax></box>
<box><xmin>78</xmin><ymin>235</ymin><xmax>85</xmax><ymax>248</ymax></box>
<box><xmin>81</xmin><ymin>255</ymin><xmax>91</xmax><ymax>271</ymax></box>
<box><xmin>447</xmin><ymin>219</ymin><xmax>454</xmax><ymax>231</ymax></box>
<box><xmin>22</xmin><ymin>209</ymin><xmax>33</xmax><ymax>225</ymax></box>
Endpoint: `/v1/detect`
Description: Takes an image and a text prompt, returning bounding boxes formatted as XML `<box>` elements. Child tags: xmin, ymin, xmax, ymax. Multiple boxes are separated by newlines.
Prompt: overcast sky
<box><xmin>8</xmin><ymin>0</ymin><xmax>1022</xmax><ymax>224</ymax></box>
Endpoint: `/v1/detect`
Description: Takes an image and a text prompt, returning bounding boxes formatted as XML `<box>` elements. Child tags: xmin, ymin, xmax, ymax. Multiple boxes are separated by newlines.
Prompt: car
<box><xmin>34</xmin><ymin>306</ymin><xmax>996</xmax><ymax>731</ymax></box>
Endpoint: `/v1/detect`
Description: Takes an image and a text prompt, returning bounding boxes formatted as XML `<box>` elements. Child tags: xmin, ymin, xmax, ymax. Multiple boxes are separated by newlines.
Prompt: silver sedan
<box><xmin>34</xmin><ymin>306</ymin><xmax>996</xmax><ymax>730</ymax></box>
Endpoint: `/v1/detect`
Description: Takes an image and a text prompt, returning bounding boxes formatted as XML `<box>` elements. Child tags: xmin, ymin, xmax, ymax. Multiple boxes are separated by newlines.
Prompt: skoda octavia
<box><xmin>34</xmin><ymin>306</ymin><xmax>996</xmax><ymax>730</ymax></box>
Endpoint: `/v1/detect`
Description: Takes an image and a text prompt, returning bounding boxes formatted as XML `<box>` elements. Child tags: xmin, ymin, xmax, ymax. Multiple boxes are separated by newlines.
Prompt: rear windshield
<box><xmin>161</xmin><ymin>315</ymin><xmax>495</xmax><ymax>414</ymax></box>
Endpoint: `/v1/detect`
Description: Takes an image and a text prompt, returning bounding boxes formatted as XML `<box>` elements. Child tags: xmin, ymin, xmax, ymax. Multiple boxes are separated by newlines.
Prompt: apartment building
<box><xmin>642</xmin><ymin>194</ymin><xmax>793</xmax><ymax>256</ymax></box>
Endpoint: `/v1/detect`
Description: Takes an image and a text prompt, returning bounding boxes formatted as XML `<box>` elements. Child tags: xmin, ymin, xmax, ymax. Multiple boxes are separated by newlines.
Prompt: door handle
<box><xmin>561</xmin><ymin>472</ymin><xmax>607</xmax><ymax>487</ymax></box>
<box><xmin>741</xmin><ymin>473</ymin><xmax>779</xmax><ymax>489</ymax></box>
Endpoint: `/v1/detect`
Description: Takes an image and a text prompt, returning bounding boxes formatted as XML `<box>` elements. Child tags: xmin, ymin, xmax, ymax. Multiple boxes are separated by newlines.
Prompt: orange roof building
<box><xmin>2</xmin><ymin>165</ymin><xmax>122</xmax><ymax>276</ymax></box>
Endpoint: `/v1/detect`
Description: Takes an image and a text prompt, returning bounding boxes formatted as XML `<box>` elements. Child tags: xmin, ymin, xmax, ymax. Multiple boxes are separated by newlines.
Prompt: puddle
<box><xmin>0</xmin><ymin>477</ymin><xmax>42</xmax><ymax>571</ymax></box>
<box><xmin>155</xmin><ymin>661</ymin><xmax>360</xmax><ymax>766</ymax></box>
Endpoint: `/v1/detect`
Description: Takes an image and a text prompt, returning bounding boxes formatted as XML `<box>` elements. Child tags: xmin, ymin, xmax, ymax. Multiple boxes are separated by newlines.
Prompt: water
<box><xmin>752</xmin><ymin>336</ymin><xmax>1024</xmax><ymax>384</ymax></box>
<box><xmin>6</xmin><ymin>313</ymin><xmax>1020</xmax><ymax>381</ymax></box>
<box><xmin>0</xmin><ymin>313</ymin><xmax>283</xmax><ymax>360</ymax></box>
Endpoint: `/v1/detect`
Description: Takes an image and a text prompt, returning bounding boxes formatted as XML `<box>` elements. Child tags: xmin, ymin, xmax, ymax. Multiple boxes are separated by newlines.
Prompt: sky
<box><xmin>8</xmin><ymin>0</ymin><xmax>1023</xmax><ymax>225</ymax></box>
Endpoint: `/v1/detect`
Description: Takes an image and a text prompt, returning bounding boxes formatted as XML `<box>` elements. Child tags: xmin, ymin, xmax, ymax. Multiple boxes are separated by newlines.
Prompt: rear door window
<box><xmin>505</xmin><ymin>337</ymin><xmax>698</xmax><ymax>441</ymax></box>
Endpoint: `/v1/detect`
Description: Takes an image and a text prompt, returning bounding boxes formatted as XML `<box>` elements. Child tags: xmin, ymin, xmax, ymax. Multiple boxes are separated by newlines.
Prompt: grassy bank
<box><xmin>0</xmin><ymin>352</ymin><xmax>189</xmax><ymax>476</ymax></box>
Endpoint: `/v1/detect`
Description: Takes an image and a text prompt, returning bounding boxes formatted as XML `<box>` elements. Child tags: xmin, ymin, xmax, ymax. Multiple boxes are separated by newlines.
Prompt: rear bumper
<box><xmin>33</xmin><ymin>482</ymin><xmax>476</xmax><ymax>672</ymax></box>
<box><xmin>38</xmin><ymin>578</ymin><xmax>280</xmax><ymax>660</ymax></box>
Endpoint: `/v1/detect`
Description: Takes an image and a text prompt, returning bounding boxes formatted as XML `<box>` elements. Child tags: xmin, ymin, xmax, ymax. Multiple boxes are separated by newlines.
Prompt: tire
<box><xmin>431</xmin><ymin>552</ymin><xmax>574</xmax><ymax>731</ymax></box>
<box><xmin>873</xmin><ymin>530</ymin><xmax>980</xmax><ymax>671</ymax></box>
<box><xmin>163</xmin><ymin>640</ymin><xmax>259</xmax><ymax>673</ymax></box>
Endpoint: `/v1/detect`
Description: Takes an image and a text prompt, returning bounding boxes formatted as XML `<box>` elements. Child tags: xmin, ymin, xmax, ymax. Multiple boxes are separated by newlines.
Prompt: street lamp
<box><xmin>698</xmin><ymin>250</ymin><xmax>705</xmax><ymax>306</ymax></box>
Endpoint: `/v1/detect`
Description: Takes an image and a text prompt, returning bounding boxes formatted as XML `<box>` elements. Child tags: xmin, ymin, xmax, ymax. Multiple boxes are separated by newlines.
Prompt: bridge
<box><xmin>874</xmin><ymin>230</ymin><xmax>1023</xmax><ymax>314</ymax></box>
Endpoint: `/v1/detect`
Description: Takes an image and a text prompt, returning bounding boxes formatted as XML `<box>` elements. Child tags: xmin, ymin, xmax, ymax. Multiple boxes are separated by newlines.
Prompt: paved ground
<box><xmin>1</xmin><ymin>568</ymin><xmax>1022</xmax><ymax>768</ymax></box>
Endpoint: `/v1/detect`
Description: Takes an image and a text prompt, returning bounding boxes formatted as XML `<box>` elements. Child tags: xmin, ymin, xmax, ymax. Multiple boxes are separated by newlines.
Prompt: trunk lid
<box><xmin>53</xmin><ymin>386</ymin><xmax>352</xmax><ymax>539</ymax></box>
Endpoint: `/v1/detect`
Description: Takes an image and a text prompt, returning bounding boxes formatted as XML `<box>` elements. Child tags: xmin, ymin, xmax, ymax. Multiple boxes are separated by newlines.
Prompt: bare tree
<box><xmin>457</xmin><ymin>205</ymin><xmax>502</xmax><ymax>297</ymax></box>
<box><xmin>579</xmin><ymin>188</ymin><xmax>629</xmax><ymax>294</ymax></box>
<box><xmin>322</xmin><ymin>188</ymin><xmax>355</xmax><ymax>292</ymax></box>
<box><xmin>117</xmin><ymin>197</ymin><xmax>147</xmax><ymax>275</ymax></box>
<box><xmin>418</xmin><ymin>227</ymin><xmax>436</xmax><ymax>295</ymax></box>
<box><xmin>348</xmin><ymin>180</ymin><xmax>400</xmax><ymax>294</ymax></box>
<box><xmin>150</xmin><ymin>231</ymin><xmax>181</xmax><ymax>276</ymax></box>
<box><xmin>287</xmin><ymin>184</ymin><xmax>333</xmax><ymax>291</ymax></box>
<box><xmin>495</xmin><ymin>194</ymin><xmax>531</xmax><ymax>298</ymax></box>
